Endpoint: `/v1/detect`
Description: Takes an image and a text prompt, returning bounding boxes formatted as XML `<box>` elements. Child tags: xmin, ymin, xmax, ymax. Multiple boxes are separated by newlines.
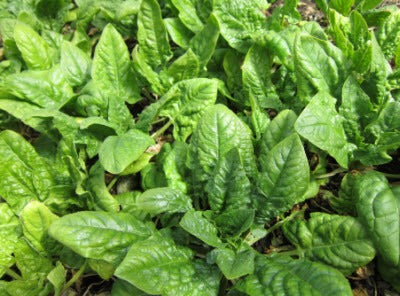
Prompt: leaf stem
<box><xmin>62</xmin><ymin>260</ymin><xmax>88</xmax><ymax>292</ymax></box>
<box><xmin>314</xmin><ymin>167</ymin><xmax>347</xmax><ymax>179</ymax></box>
<box><xmin>151</xmin><ymin>120</ymin><xmax>172</xmax><ymax>139</ymax></box>
<box><xmin>107</xmin><ymin>176</ymin><xmax>120</xmax><ymax>191</ymax></box>
<box><xmin>5</xmin><ymin>268</ymin><xmax>22</xmax><ymax>280</ymax></box>
<box><xmin>265</xmin><ymin>209</ymin><xmax>305</xmax><ymax>236</ymax></box>
<box><xmin>381</xmin><ymin>172</ymin><xmax>400</xmax><ymax>179</ymax></box>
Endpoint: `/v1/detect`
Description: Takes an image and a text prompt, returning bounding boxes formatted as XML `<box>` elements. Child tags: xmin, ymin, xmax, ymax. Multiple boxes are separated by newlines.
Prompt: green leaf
<box><xmin>339</xmin><ymin>75</ymin><xmax>374</xmax><ymax>145</ymax></box>
<box><xmin>242</xmin><ymin>44</ymin><xmax>281</xmax><ymax>109</ymax></box>
<box><xmin>295</xmin><ymin>92</ymin><xmax>353</xmax><ymax>168</ymax></box>
<box><xmin>48</xmin><ymin>211</ymin><xmax>155</xmax><ymax>264</ymax></box>
<box><xmin>329</xmin><ymin>0</ymin><xmax>355</xmax><ymax>16</ymax></box>
<box><xmin>259</xmin><ymin>109</ymin><xmax>297</xmax><ymax>156</ymax></box>
<box><xmin>213</xmin><ymin>248</ymin><xmax>255</xmax><ymax>279</ymax></box>
<box><xmin>0</xmin><ymin>203</ymin><xmax>21</xmax><ymax>278</ymax></box>
<box><xmin>163</xmin><ymin>141</ymin><xmax>189</xmax><ymax>193</ymax></box>
<box><xmin>377</xmin><ymin>11</ymin><xmax>400</xmax><ymax>60</ymax></box>
<box><xmin>158</xmin><ymin>78</ymin><xmax>219</xmax><ymax>141</ymax></box>
<box><xmin>86</xmin><ymin>162</ymin><xmax>120</xmax><ymax>212</ymax></box>
<box><xmin>98</xmin><ymin>129</ymin><xmax>154</xmax><ymax>175</ymax></box>
<box><xmin>20</xmin><ymin>201</ymin><xmax>59</xmax><ymax>254</ymax></box>
<box><xmin>213</xmin><ymin>0</ymin><xmax>268</xmax><ymax>53</ymax></box>
<box><xmin>138</xmin><ymin>0</ymin><xmax>172</xmax><ymax>69</ymax></box>
<box><xmin>215</xmin><ymin>208</ymin><xmax>255</xmax><ymax>237</ymax></box>
<box><xmin>60</xmin><ymin>41</ymin><xmax>91</xmax><ymax>87</ymax></box>
<box><xmin>180</xmin><ymin>210</ymin><xmax>225</xmax><ymax>248</ymax></box>
<box><xmin>170</xmin><ymin>0</ymin><xmax>204</xmax><ymax>33</ymax></box>
<box><xmin>205</xmin><ymin>148</ymin><xmax>251</xmax><ymax>213</ymax></box>
<box><xmin>235</xmin><ymin>255</ymin><xmax>352</xmax><ymax>296</ymax></box>
<box><xmin>189</xmin><ymin>14</ymin><xmax>220</xmax><ymax>68</ymax></box>
<box><xmin>189</xmin><ymin>104</ymin><xmax>256</xmax><ymax>186</ymax></box>
<box><xmin>294</xmin><ymin>34</ymin><xmax>349</xmax><ymax>102</ymax></box>
<box><xmin>283</xmin><ymin>212</ymin><xmax>376</xmax><ymax>275</ymax></box>
<box><xmin>92</xmin><ymin>24</ymin><xmax>140</xmax><ymax>104</ymax></box>
<box><xmin>5</xmin><ymin>69</ymin><xmax>74</xmax><ymax>110</ymax></box>
<box><xmin>257</xmin><ymin>134</ymin><xmax>309</xmax><ymax>222</ymax></box>
<box><xmin>166</xmin><ymin>49</ymin><xmax>200</xmax><ymax>83</ymax></box>
<box><xmin>0</xmin><ymin>130</ymin><xmax>55</xmax><ymax>214</ymax></box>
<box><xmin>115</xmin><ymin>232</ymin><xmax>220</xmax><ymax>295</ymax></box>
<box><xmin>355</xmin><ymin>171</ymin><xmax>400</xmax><ymax>265</ymax></box>
<box><xmin>47</xmin><ymin>262</ymin><xmax>66</xmax><ymax>296</ymax></box>
<box><xmin>135</xmin><ymin>187</ymin><xmax>193</xmax><ymax>217</ymax></box>
<box><xmin>164</xmin><ymin>18</ymin><xmax>193</xmax><ymax>49</ymax></box>
<box><xmin>13</xmin><ymin>22</ymin><xmax>53</xmax><ymax>70</ymax></box>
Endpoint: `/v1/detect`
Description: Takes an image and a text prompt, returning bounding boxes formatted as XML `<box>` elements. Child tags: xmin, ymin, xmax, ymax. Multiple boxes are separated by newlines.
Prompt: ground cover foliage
<box><xmin>1</xmin><ymin>0</ymin><xmax>400</xmax><ymax>295</ymax></box>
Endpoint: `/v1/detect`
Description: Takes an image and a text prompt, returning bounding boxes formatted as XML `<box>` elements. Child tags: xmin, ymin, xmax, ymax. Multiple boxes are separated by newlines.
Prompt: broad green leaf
<box><xmin>48</xmin><ymin>211</ymin><xmax>155</xmax><ymax>264</ymax></box>
<box><xmin>213</xmin><ymin>0</ymin><xmax>268</xmax><ymax>53</ymax></box>
<box><xmin>60</xmin><ymin>41</ymin><xmax>91</xmax><ymax>87</ymax></box>
<box><xmin>115</xmin><ymin>232</ymin><xmax>221</xmax><ymax>295</ymax></box>
<box><xmin>257</xmin><ymin>134</ymin><xmax>309</xmax><ymax>222</ymax></box>
<box><xmin>235</xmin><ymin>255</ymin><xmax>352</xmax><ymax>295</ymax></box>
<box><xmin>366</xmin><ymin>101</ymin><xmax>400</xmax><ymax>138</ymax></box>
<box><xmin>98</xmin><ymin>129</ymin><xmax>154</xmax><ymax>175</ymax></box>
<box><xmin>0</xmin><ymin>130</ymin><xmax>55</xmax><ymax>214</ymax></box>
<box><xmin>88</xmin><ymin>259</ymin><xmax>115</xmax><ymax>280</ymax></box>
<box><xmin>189</xmin><ymin>104</ymin><xmax>257</xmax><ymax>185</ymax></box>
<box><xmin>170</xmin><ymin>0</ymin><xmax>204</xmax><ymax>33</ymax></box>
<box><xmin>259</xmin><ymin>109</ymin><xmax>297</xmax><ymax>156</ymax></box>
<box><xmin>213</xmin><ymin>248</ymin><xmax>255</xmax><ymax>279</ymax></box>
<box><xmin>294</xmin><ymin>34</ymin><xmax>349</xmax><ymax>102</ymax></box>
<box><xmin>163</xmin><ymin>141</ymin><xmax>189</xmax><ymax>193</ymax></box>
<box><xmin>377</xmin><ymin>11</ymin><xmax>400</xmax><ymax>60</ymax></box>
<box><xmin>329</xmin><ymin>0</ymin><xmax>355</xmax><ymax>15</ymax></box>
<box><xmin>180</xmin><ymin>210</ymin><xmax>225</xmax><ymax>248</ymax></box>
<box><xmin>339</xmin><ymin>75</ymin><xmax>374</xmax><ymax>145</ymax></box>
<box><xmin>283</xmin><ymin>212</ymin><xmax>376</xmax><ymax>275</ymax></box>
<box><xmin>215</xmin><ymin>208</ymin><xmax>255</xmax><ymax>237</ymax></box>
<box><xmin>205</xmin><ymin>148</ymin><xmax>251</xmax><ymax>213</ymax></box>
<box><xmin>355</xmin><ymin>171</ymin><xmax>400</xmax><ymax>265</ymax></box>
<box><xmin>378</xmin><ymin>257</ymin><xmax>400</xmax><ymax>292</ymax></box>
<box><xmin>243</xmin><ymin>44</ymin><xmax>281</xmax><ymax>109</ymax></box>
<box><xmin>92</xmin><ymin>24</ymin><xmax>139</xmax><ymax>104</ymax></box>
<box><xmin>189</xmin><ymin>15</ymin><xmax>220</xmax><ymax>68</ymax></box>
<box><xmin>166</xmin><ymin>49</ymin><xmax>200</xmax><ymax>83</ymax></box>
<box><xmin>295</xmin><ymin>92</ymin><xmax>353</xmax><ymax>168</ymax></box>
<box><xmin>329</xmin><ymin>173</ymin><xmax>359</xmax><ymax>215</ymax></box>
<box><xmin>86</xmin><ymin>162</ymin><xmax>120</xmax><ymax>212</ymax></box>
<box><xmin>158</xmin><ymin>78</ymin><xmax>219</xmax><ymax>141</ymax></box>
<box><xmin>135</xmin><ymin>187</ymin><xmax>193</xmax><ymax>216</ymax></box>
<box><xmin>138</xmin><ymin>0</ymin><xmax>172</xmax><ymax>69</ymax></box>
<box><xmin>13</xmin><ymin>23</ymin><xmax>53</xmax><ymax>70</ymax></box>
<box><xmin>358</xmin><ymin>0</ymin><xmax>384</xmax><ymax>11</ymax></box>
<box><xmin>5</xmin><ymin>69</ymin><xmax>74</xmax><ymax>109</ymax></box>
<box><xmin>0</xmin><ymin>203</ymin><xmax>21</xmax><ymax>278</ymax></box>
<box><xmin>20</xmin><ymin>201</ymin><xmax>59</xmax><ymax>253</ymax></box>
<box><xmin>164</xmin><ymin>18</ymin><xmax>193</xmax><ymax>49</ymax></box>
<box><xmin>47</xmin><ymin>262</ymin><xmax>66</xmax><ymax>296</ymax></box>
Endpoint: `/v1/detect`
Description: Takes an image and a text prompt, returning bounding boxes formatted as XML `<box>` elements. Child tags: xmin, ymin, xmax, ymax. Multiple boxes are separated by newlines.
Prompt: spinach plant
<box><xmin>1</xmin><ymin>0</ymin><xmax>400</xmax><ymax>295</ymax></box>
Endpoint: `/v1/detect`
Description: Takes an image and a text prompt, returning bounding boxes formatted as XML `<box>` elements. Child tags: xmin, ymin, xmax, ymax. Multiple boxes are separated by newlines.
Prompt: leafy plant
<box><xmin>1</xmin><ymin>0</ymin><xmax>400</xmax><ymax>295</ymax></box>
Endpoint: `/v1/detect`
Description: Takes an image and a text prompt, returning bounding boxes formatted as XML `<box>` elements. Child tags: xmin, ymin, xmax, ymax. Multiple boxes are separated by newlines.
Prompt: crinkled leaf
<box><xmin>138</xmin><ymin>0</ymin><xmax>172</xmax><ymax>69</ymax></box>
<box><xmin>60</xmin><ymin>41</ymin><xmax>91</xmax><ymax>87</ymax></box>
<box><xmin>136</xmin><ymin>187</ymin><xmax>193</xmax><ymax>217</ymax></box>
<box><xmin>48</xmin><ymin>211</ymin><xmax>155</xmax><ymax>264</ymax></box>
<box><xmin>213</xmin><ymin>248</ymin><xmax>255</xmax><ymax>280</ymax></box>
<box><xmin>115</xmin><ymin>232</ymin><xmax>220</xmax><ymax>295</ymax></box>
<box><xmin>355</xmin><ymin>171</ymin><xmax>400</xmax><ymax>265</ymax></box>
<box><xmin>257</xmin><ymin>134</ymin><xmax>310</xmax><ymax>222</ymax></box>
<box><xmin>235</xmin><ymin>255</ymin><xmax>352</xmax><ymax>296</ymax></box>
<box><xmin>295</xmin><ymin>92</ymin><xmax>352</xmax><ymax>168</ymax></box>
<box><xmin>180</xmin><ymin>210</ymin><xmax>225</xmax><ymax>248</ymax></box>
<box><xmin>283</xmin><ymin>212</ymin><xmax>376</xmax><ymax>275</ymax></box>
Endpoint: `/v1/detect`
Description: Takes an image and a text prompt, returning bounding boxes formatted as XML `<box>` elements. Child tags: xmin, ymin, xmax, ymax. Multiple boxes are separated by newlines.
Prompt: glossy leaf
<box><xmin>295</xmin><ymin>92</ymin><xmax>353</xmax><ymax>168</ymax></box>
<box><xmin>283</xmin><ymin>212</ymin><xmax>376</xmax><ymax>275</ymax></box>
<box><xmin>48</xmin><ymin>211</ymin><xmax>155</xmax><ymax>264</ymax></box>
<box><xmin>235</xmin><ymin>255</ymin><xmax>352</xmax><ymax>295</ymax></box>
<box><xmin>257</xmin><ymin>134</ymin><xmax>310</xmax><ymax>222</ymax></box>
